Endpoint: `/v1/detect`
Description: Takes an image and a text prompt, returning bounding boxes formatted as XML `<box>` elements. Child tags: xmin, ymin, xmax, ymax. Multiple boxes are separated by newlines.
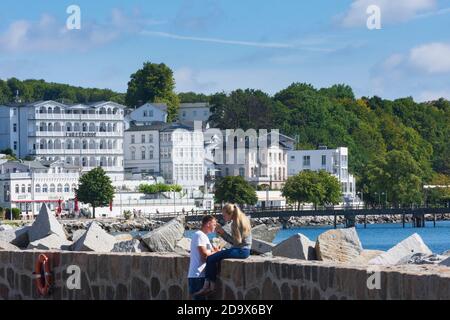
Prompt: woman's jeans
<box><xmin>205</xmin><ymin>248</ymin><xmax>250</xmax><ymax>282</ymax></box>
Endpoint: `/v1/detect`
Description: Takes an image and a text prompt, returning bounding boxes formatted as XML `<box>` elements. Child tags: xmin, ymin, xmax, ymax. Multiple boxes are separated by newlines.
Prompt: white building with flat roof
<box><xmin>0</xmin><ymin>160</ymin><xmax>80</xmax><ymax>215</ymax></box>
<box><xmin>0</xmin><ymin>100</ymin><xmax>126</xmax><ymax>181</ymax></box>
<box><xmin>178</xmin><ymin>103</ymin><xmax>210</xmax><ymax>123</ymax></box>
<box><xmin>287</xmin><ymin>146</ymin><xmax>356</xmax><ymax>202</ymax></box>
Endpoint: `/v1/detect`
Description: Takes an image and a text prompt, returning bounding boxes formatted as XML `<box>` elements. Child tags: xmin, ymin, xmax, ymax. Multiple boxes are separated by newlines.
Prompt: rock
<box><xmin>396</xmin><ymin>253</ymin><xmax>446</xmax><ymax>265</ymax></box>
<box><xmin>111</xmin><ymin>239</ymin><xmax>149</xmax><ymax>253</ymax></box>
<box><xmin>175</xmin><ymin>237</ymin><xmax>191</xmax><ymax>253</ymax></box>
<box><xmin>0</xmin><ymin>240</ymin><xmax>20</xmax><ymax>251</ymax></box>
<box><xmin>442</xmin><ymin>250</ymin><xmax>450</xmax><ymax>257</ymax></box>
<box><xmin>353</xmin><ymin>250</ymin><xmax>385</xmax><ymax>265</ymax></box>
<box><xmin>315</xmin><ymin>227</ymin><xmax>363</xmax><ymax>263</ymax></box>
<box><xmin>28</xmin><ymin>204</ymin><xmax>67</xmax><ymax>242</ymax></box>
<box><xmin>252</xmin><ymin>224</ymin><xmax>281</xmax><ymax>243</ymax></box>
<box><xmin>71</xmin><ymin>229</ymin><xmax>86</xmax><ymax>243</ymax></box>
<box><xmin>0</xmin><ymin>226</ymin><xmax>30</xmax><ymax>248</ymax></box>
<box><xmin>369</xmin><ymin>233</ymin><xmax>432</xmax><ymax>265</ymax></box>
<box><xmin>72</xmin><ymin>221</ymin><xmax>116</xmax><ymax>252</ymax></box>
<box><xmin>0</xmin><ymin>224</ymin><xmax>14</xmax><ymax>231</ymax></box>
<box><xmin>27</xmin><ymin>234</ymin><xmax>72</xmax><ymax>251</ymax></box>
<box><xmin>114</xmin><ymin>233</ymin><xmax>134</xmax><ymax>242</ymax></box>
<box><xmin>141</xmin><ymin>216</ymin><xmax>185</xmax><ymax>252</ymax></box>
<box><xmin>251</xmin><ymin>238</ymin><xmax>275</xmax><ymax>255</ymax></box>
<box><xmin>272</xmin><ymin>233</ymin><xmax>315</xmax><ymax>260</ymax></box>
<box><xmin>439</xmin><ymin>256</ymin><xmax>450</xmax><ymax>266</ymax></box>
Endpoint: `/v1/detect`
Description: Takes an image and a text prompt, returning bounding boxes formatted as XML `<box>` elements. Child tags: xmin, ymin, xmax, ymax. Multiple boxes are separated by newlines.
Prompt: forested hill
<box><xmin>1</xmin><ymin>78</ymin><xmax>449</xmax><ymax>203</ymax></box>
<box><xmin>0</xmin><ymin>78</ymin><xmax>126</xmax><ymax>105</ymax></box>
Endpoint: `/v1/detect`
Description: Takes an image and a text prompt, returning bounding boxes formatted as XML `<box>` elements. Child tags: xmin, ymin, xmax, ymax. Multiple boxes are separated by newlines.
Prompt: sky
<box><xmin>0</xmin><ymin>0</ymin><xmax>449</xmax><ymax>101</ymax></box>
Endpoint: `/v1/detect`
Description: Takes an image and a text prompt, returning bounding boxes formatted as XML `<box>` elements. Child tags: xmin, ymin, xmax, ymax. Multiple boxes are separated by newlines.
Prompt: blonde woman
<box><xmin>195</xmin><ymin>203</ymin><xmax>252</xmax><ymax>297</ymax></box>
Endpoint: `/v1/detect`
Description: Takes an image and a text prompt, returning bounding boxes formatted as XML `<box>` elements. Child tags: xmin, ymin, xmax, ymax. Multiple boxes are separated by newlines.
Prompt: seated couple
<box><xmin>188</xmin><ymin>203</ymin><xmax>252</xmax><ymax>299</ymax></box>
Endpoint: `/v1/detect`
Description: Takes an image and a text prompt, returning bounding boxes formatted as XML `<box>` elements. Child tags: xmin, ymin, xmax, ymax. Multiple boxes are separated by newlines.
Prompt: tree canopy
<box><xmin>76</xmin><ymin>167</ymin><xmax>115</xmax><ymax>219</ymax></box>
<box><xmin>214</xmin><ymin>176</ymin><xmax>258</xmax><ymax>206</ymax></box>
<box><xmin>125</xmin><ymin>62</ymin><xmax>180</xmax><ymax>122</ymax></box>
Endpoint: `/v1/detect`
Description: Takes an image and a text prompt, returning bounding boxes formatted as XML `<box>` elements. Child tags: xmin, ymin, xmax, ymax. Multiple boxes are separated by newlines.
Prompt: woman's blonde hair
<box><xmin>222</xmin><ymin>203</ymin><xmax>251</xmax><ymax>244</ymax></box>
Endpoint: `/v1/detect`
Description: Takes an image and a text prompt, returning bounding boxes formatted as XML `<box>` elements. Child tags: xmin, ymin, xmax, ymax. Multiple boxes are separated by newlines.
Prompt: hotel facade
<box><xmin>0</xmin><ymin>100</ymin><xmax>126</xmax><ymax>181</ymax></box>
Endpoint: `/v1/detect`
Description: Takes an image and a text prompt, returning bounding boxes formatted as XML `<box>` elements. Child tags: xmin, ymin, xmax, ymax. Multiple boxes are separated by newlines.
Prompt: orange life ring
<box><xmin>34</xmin><ymin>254</ymin><xmax>52</xmax><ymax>296</ymax></box>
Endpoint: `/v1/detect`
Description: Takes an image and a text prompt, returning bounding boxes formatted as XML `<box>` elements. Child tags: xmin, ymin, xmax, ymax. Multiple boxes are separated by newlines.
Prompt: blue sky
<box><xmin>0</xmin><ymin>0</ymin><xmax>449</xmax><ymax>101</ymax></box>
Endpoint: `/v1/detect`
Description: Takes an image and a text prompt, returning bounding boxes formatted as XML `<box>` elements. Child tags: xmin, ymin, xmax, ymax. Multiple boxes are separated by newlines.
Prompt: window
<box><xmin>141</xmin><ymin>150</ymin><xmax>146</xmax><ymax>160</ymax></box>
<box><xmin>57</xmin><ymin>184</ymin><xmax>63</xmax><ymax>192</ymax></box>
<box><xmin>35</xmin><ymin>184</ymin><xmax>41</xmax><ymax>193</ymax></box>
<box><xmin>239</xmin><ymin>167</ymin><xmax>245</xmax><ymax>177</ymax></box>
<box><xmin>322</xmin><ymin>155</ymin><xmax>326</xmax><ymax>166</ymax></box>
<box><xmin>149</xmin><ymin>134</ymin><xmax>153</xmax><ymax>143</ymax></box>
<box><xmin>15</xmin><ymin>185</ymin><xmax>19</xmax><ymax>193</ymax></box>
<box><xmin>21</xmin><ymin>184</ymin><xmax>25</xmax><ymax>193</ymax></box>
<box><xmin>149</xmin><ymin>110</ymin><xmax>154</xmax><ymax>117</ymax></box>
<box><xmin>149</xmin><ymin>149</ymin><xmax>154</xmax><ymax>159</ymax></box>
<box><xmin>42</xmin><ymin>184</ymin><xmax>48</xmax><ymax>193</ymax></box>
<box><xmin>141</xmin><ymin>134</ymin><xmax>145</xmax><ymax>143</ymax></box>
<box><xmin>143</xmin><ymin>111</ymin><xmax>147</xmax><ymax>117</ymax></box>
<box><xmin>131</xmin><ymin>151</ymin><xmax>136</xmax><ymax>160</ymax></box>
<box><xmin>193</xmin><ymin>110</ymin><xmax>197</xmax><ymax>116</ymax></box>
<box><xmin>64</xmin><ymin>184</ymin><xmax>70</xmax><ymax>192</ymax></box>
<box><xmin>303</xmin><ymin>155</ymin><xmax>311</xmax><ymax>166</ymax></box>
<box><xmin>13</xmin><ymin>123</ymin><xmax>17</xmax><ymax>132</ymax></box>
<box><xmin>131</xmin><ymin>135</ymin><xmax>135</xmax><ymax>144</ymax></box>
<box><xmin>13</xmin><ymin>141</ymin><xmax>17</xmax><ymax>150</ymax></box>
<box><xmin>50</xmin><ymin>184</ymin><xmax>55</xmax><ymax>193</ymax></box>
<box><xmin>290</xmin><ymin>155</ymin><xmax>295</xmax><ymax>160</ymax></box>
<box><xmin>28</xmin><ymin>184</ymin><xmax>31</xmax><ymax>193</ymax></box>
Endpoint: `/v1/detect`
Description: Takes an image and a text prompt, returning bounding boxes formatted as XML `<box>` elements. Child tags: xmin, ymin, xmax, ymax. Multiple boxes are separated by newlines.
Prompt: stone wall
<box><xmin>0</xmin><ymin>250</ymin><xmax>449</xmax><ymax>300</ymax></box>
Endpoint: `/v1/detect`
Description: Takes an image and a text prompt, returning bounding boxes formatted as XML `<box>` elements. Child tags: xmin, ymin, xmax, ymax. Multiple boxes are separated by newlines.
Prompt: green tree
<box><xmin>282</xmin><ymin>171</ymin><xmax>341</xmax><ymax>209</ymax></box>
<box><xmin>363</xmin><ymin>150</ymin><xmax>423</xmax><ymax>207</ymax></box>
<box><xmin>76</xmin><ymin>167</ymin><xmax>115</xmax><ymax>219</ymax></box>
<box><xmin>214</xmin><ymin>176</ymin><xmax>257</xmax><ymax>206</ymax></box>
<box><xmin>125</xmin><ymin>62</ymin><xmax>179</xmax><ymax>121</ymax></box>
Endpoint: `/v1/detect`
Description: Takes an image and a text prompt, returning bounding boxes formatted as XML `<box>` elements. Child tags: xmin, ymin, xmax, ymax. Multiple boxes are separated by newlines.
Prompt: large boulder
<box><xmin>439</xmin><ymin>256</ymin><xmax>450</xmax><ymax>267</ymax></box>
<box><xmin>141</xmin><ymin>216</ymin><xmax>185</xmax><ymax>252</ymax></box>
<box><xmin>251</xmin><ymin>224</ymin><xmax>280</xmax><ymax>243</ymax></box>
<box><xmin>272</xmin><ymin>233</ymin><xmax>316</xmax><ymax>260</ymax></box>
<box><xmin>175</xmin><ymin>237</ymin><xmax>192</xmax><ymax>254</ymax></box>
<box><xmin>353</xmin><ymin>250</ymin><xmax>385</xmax><ymax>265</ymax></box>
<box><xmin>112</xmin><ymin>239</ymin><xmax>149</xmax><ymax>253</ymax></box>
<box><xmin>70</xmin><ymin>229</ymin><xmax>86</xmax><ymax>243</ymax></box>
<box><xmin>315</xmin><ymin>227</ymin><xmax>363</xmax><ymax>263</ymax></box>
<box><xmin>0</xmin><ymin>240</ymin><xmax>20</xmax><ymax>251</ymax></box>
<box><xmin>28</xmin><ymin>204</ymin><xmax>67</xmax><ymax>242</ymax></box>
<box><xmin>0</xmin><ymin>226</ymin><xmax>30</xmax><ymax>248</ymax></box>
<box><xmin>369</xmin><ymin>233</ymin><xmax>432</xmax><ymax>265</ymax></box>
<box><xmin>0</xmin><ymin>224</ymin><xmax>14</xmax><ymax>231</ymax></box>
<box><xmin>27</xmin><ymin>234</ymin><xmax>72</xmax><ymax>251</ymax></box>
<box><xmin>72</xmin><ymin>221</ymin><xmax>116</xmax><ymax>252</ymax></box>
<box><xmin>251</xmin><ymin>238</ymin><xmax>275</xmax><ymax>255</ymax></box>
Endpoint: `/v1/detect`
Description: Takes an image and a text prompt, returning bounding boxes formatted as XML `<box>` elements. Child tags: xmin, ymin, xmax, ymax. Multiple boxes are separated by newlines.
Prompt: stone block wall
<box><xmin>0</xmin><ymin>250</ymin><xmax>449</xmax><ymax>300</ymax></box>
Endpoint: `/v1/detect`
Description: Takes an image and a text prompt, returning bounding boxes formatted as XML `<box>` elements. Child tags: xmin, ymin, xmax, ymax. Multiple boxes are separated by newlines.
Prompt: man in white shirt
<box><xmin>188</xmin><ymin>215</ymin><xmax>220</xmax><ymax>300</ymax></box>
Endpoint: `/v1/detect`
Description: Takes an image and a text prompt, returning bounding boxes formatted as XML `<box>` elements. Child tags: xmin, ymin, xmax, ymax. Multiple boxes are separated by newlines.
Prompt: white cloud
<box><xmin>409</xmin><ymin>42</ymin><xmax>450</xmax><ymax>74</ymax></box>
<box><xmin>0</xmin><ymin>9</ymin><xmax>162</xmax><ymax>53</ymax></box>
<box><xmin>174</xmin><ymin>67</ymin><xmax>217</xmax><ymax>92</ymax></box>
<box><xmin>341</xmin><ymin>0</ymin><xmax>436</xmax><ymax>27</ymax></box>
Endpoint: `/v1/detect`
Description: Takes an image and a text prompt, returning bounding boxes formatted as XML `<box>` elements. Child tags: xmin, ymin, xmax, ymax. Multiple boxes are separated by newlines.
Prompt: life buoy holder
<box><xmin>33</xmin><ymin>254</ymin><xmax>52</xmax><ymax>296</ymax></box>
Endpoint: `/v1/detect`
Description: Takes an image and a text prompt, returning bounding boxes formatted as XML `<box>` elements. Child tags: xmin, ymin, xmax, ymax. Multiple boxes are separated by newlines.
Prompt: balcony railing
<box><xmin>31</xmin><ymin>113</ymin><xmax>123</xmax><ymax>120</ymax></box>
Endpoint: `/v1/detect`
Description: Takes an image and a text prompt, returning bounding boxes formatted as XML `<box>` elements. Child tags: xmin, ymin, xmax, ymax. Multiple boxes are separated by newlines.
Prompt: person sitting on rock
<box><xmin>188</xmin><ymin>215</ymin><xmax>221</xmax><ymax>300</ymax></box>
<box><xmin>194</xmin><ymin>203</ymin><xmax>252</xmax><ymax>297</ymax></box>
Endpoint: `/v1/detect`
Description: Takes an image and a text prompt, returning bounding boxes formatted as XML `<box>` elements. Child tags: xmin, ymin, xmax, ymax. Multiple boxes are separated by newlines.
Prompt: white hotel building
<box><xmin>0</xmin><ymin>100</ymin><xmax>126</xmax><ymax>181</ymax></box>
<box><xmin>287</xmin><ymin>146</ymin><xmax>356</xmax><ymax>202</ymax></box>
<box><xmin>0</xmin><ymin>160</ymin><xmax>80</xmax><ymax>215</ymax></box>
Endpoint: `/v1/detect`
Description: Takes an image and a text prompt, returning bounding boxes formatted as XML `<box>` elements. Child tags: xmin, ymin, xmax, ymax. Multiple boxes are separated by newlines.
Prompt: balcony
<box><xmin>31</xmin><ymin>149</ymin><xmax>123</xmax><ymax>155</ymax></box>
<box><xmin>30</xmin><ymin>131</ymin><xmax>123</xmax><ymax>137</ymax></box>
<box><xmin>31</xmin><ymin>113</ymin><xmax>123</xmax><ymax>121</ymax></box>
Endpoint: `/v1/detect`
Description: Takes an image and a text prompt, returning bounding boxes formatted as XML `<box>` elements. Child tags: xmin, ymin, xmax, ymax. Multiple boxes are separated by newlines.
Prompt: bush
<box><xmin>0</xmin><ymin>207</ymin><xmax>4</xmax><ymax>220</ymax></box>
<box><xmin>139</xmin><ymin>183</ymin><xmax>183</xmax><ymax>194</ymax></box>
<box><xmin>4</xmin><ymin>208</ymin><xmax>21</xmax><ymax>220</ymax></box>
